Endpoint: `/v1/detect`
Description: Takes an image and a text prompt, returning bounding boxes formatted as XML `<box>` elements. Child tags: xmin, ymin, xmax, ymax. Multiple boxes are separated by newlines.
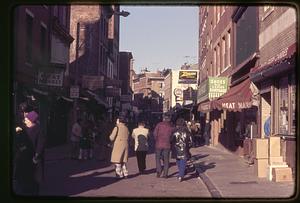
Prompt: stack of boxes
<box><xmin>267</xmin><ymin>137</ymin><xmax>293</xmax><ymax>182</ymax></box>
<box><xmin>253</xmin><ymin>138</ymin><xmax>269</xmax><ymax>177</ymax></box>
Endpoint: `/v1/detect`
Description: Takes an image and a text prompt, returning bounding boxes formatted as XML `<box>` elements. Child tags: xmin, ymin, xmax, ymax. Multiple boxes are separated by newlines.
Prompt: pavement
<box><xmin>40</xmin><ymin>143</ymin><xmax>296</xmax><ymax>199</ymax></box>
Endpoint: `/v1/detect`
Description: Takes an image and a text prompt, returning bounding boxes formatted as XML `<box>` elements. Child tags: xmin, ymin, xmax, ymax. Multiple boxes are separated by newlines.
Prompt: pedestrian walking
<box><xmin>190</xmin><ymin>120</ymin><xmax>201</xmax><ymax>147</ymax></box>
<box><xmin>78</xmin><ymin>121</ymin><xmax>93</xmax><ymax>160</ymax></box>
<box><xmin>171</xmin><ymin>118</ymin><xmax>193</xmax><ymax>182</ymax></box>
<box><xmin>70</xmin><ymin>119</ymin><xmax>82</xmax><ymax>159</ymax></box>
<box><xmin>109</xmin><ymin>116</ymin><xmax>130</xmax><ymax>178</ymax></box>
<box><xmin>15</xmin><ymin>111</ymin><xmax>45</xmax><ymax>195</ymax></box>
<box><xmin>203</xmin><ymin>119</ymin><xmax>211</xmax><ymax>146</ymax></box>
<box><xmin>131</xmin><ymin>120</ymin><xmax>149</xmax><ymax>174</ymax></box>
<box><xmin>153</xmin><ymin>113</ymin><xmax>174</xmax><ymax>178</ymax></box>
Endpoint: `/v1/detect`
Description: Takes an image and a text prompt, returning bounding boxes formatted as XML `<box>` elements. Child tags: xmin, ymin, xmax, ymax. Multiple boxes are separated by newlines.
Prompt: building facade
<box><xmin>13</xmin><ymin>5</ymin><xmax>74</xmax><ymax>147</ymax></box>
<box><xmin>250</xmin><ymin>6</ymin><xmax>296</xmax><ymax>175</ymax></box>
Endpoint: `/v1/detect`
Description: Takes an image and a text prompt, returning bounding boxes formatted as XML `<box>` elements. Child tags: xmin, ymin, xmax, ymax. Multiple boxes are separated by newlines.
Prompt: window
<box><xmin>53</xmin><ymin>6</ymin><xmax>58</xmax><ymax>17</ymax></box>
<box><xmin>222</xmin><ymin>36</ymin><xmax>226</xmax><ymax>71</ymax></box>
<box><xmin>40</xmin><ymin>25</ymin><xmax>47</xmax><ymax>62</ymax></box>
<box><xmin>216</xmin><ymin>43</ymin><xmax>220</xmax><ymax>75</ymax></box>
<box><xmin>291</xmin><ymin>74</ymin><xmax>296</xmax><ymax>135</ymax></box>
<box><xmin>226</xmin><ymin>29</ymin><xmax>231</xmax><ymax>67</ymax></box>
<box><xmin>217</xmin><ymin>6</ymin><xmax>220</xmax><ymax>23</ymax></box>
<box><xmin>278</xmin><ymin>77</ymin><xmax>289</xmax><ymax>135</ymax></box>
<box><xmin>262</xmin><ymin>6</ymin><xmax>274</xmax><ymax>21</ymax></box>
<box><xmin>213</xmin><ymin>48</ymin><xmax>216</xmax><ymax>76</ymax></box>
<box><xmin>26</xmin><ymin>14</ymin><xmax>33</xmax><ymax>63</ymax></box>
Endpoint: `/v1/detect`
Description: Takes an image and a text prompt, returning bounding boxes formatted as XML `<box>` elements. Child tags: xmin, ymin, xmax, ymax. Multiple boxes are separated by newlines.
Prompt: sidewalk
<box><xmin>43</xmin><ymin>143</ymin><xmax>296</xmax><ymax>198</ymax></box>
<box><xmin>190</xmin><ymin>145</ymin><xmax>296</xmax><ymax>198</ymax></box>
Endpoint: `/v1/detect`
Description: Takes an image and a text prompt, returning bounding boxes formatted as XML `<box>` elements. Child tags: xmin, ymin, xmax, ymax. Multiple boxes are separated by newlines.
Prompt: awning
<box><xmin>86</xmin><ymin>90</ymin><xmax>108</xmax><ymax>108</ymax></box>
<box><xmin>250</xmin><ymin>43</ymin><xmax>296</xmax><ymax>82</ymax></box>
<box><xmin>198</xmin><ymin>78</ymin><xmax>253</xmax><ymax>112</ymax></box>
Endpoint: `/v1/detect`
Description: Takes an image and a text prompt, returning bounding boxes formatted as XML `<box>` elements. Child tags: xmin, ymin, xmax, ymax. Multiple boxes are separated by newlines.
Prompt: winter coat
<box><xmin>153</xmin><ymin>121</ymin><xmax>174</xmax><ymax>149</ymax></box>
<box><xmin>109</xmin><ymin>122</ymin><xmax>129</xmax><ymax>163</ymax></box>
<box><xmin>132</xmin><ymin>126</ymin><xmax>149</xmax><ymax>151</ymax></box>
<box><xmin>25</xmin><ymin>123</ymin><xmax>45</xmax><ymax>184</ymax></box>
<box><xmin>171</xmin><ymin>127</ymin><xmax>192</xmax><ymax>160</ymax></box>
<box><xmin>14</xmin><ymin>129</ymin><xmax>35</xmax><ymax>186</ymax></box>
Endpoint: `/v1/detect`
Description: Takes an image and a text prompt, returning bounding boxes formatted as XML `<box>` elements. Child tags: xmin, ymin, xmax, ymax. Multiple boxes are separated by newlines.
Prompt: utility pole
<box><xmin>73</xmin><ymin>22</ymin><xmax>80</xmax><ymax>122</ymax></box>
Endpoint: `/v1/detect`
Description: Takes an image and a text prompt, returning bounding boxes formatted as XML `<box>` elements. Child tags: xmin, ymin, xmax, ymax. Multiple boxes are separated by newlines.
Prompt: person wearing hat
<box><xmin>24</xmin><ymin>111</ymin><xmax>45</xmax><ymax>195</ymax></box>
<box><xmin>109</xmin><ymin>116</ymin><xmax>130</xmax><ymax>178</ymax></box>
<box><xmin>15</xmin><ymin>110</ymin><xmax>45</xmax><ymax>195</ymax></box>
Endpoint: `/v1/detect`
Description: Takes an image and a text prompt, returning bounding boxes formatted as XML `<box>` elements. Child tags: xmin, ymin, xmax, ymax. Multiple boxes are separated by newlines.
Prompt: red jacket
<box><xmin>153</xmin><ymin>121</ymin><xmax>174</xmax><ymax>149</ymax></box>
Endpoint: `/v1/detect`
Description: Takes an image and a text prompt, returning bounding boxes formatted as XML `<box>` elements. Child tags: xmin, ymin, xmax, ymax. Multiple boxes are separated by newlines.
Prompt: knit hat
<box><xmin>25</xmin><ymin>111</ymin><xmax>39</xmax><ymax>123</ymax></box>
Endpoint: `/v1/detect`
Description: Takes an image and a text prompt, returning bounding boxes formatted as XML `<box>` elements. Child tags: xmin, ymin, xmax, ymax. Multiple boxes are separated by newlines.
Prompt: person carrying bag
<box><xmin>109</xmin><ymin>117</ymin><xmax>129</xmax><ymax>178</ymax></box>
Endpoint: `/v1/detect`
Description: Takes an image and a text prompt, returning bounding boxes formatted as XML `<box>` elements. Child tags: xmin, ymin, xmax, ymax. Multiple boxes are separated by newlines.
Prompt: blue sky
<box><xmin>119</xmin><ymin>6</ymin><xmax>199</xmax><ymax>73</ymax></box>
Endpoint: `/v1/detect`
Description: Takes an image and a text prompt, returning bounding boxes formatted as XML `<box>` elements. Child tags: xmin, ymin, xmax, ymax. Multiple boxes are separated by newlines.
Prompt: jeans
<box><xmin>176</xmin><ymin>158</ymin><xmax>187</xmax><ymax>178</ymax></box>
<box><xmin>155</xmin><ymin>148</ymin><xmax>170</xmax><ymax>176</ymax></box>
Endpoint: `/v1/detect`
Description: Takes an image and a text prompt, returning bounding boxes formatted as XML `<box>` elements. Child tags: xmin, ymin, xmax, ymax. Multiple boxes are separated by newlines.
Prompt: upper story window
<box><xmin>26</xmin><ymin>13</ymin><xmax>33</xmax><ymax>64</ymax></box>
<box><xmin>40</xmin><ymin>24</ymin><xmax>47</xmax><ymax>62</ymax></box>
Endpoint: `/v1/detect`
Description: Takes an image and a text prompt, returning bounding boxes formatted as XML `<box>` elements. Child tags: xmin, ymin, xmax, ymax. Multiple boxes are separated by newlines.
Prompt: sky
<box><xmin>119</xmin><ymin>6</ymin><xmax>199</xmax><ymax>73</ymax></box>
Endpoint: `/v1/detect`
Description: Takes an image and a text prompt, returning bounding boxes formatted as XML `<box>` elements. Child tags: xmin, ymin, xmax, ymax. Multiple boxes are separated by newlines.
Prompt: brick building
<box><xmin>69</xmin><ymin>5</ymin><xmax>124</xmax><ymax>121</ymax></box>
<box><xmin>13</xmin><ymin>5</ymin><xmax>74</xmax><ymax>147</ymax></box>
<box><xmin>132</xmin><ymin>70</ymin><xmax>164</xmax><ymax>126</ymax></box>
<box><xmin>250</xmin><ymin>6</ymin><xmax>296</xmax><ymax>175</ymax></box>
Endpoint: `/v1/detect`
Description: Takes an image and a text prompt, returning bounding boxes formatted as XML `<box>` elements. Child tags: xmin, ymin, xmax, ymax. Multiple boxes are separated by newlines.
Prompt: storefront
<box><xmin>198</xmin><ymin>78</ymin><xmax>258</xmax><ymax>155</ymax></box>
<box><xmin>250</xmin><ymin>43</ymin><xmax>296</xmax><ymax>175</ymax></box>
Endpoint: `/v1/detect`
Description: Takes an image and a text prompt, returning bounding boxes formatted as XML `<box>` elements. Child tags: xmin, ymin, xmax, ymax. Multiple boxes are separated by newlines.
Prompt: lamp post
<box><xmin>72</xmin><ymin>8</ymin><xmax>130</xmax><ymax>122</ymax></box>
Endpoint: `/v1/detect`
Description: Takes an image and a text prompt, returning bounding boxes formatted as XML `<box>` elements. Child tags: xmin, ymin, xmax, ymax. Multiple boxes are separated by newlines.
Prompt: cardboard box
<box><xmin>267</xmin><ymin>164</ymin><xmax>289</xmax><ymax>181</ymax></box>
<box><xmin>272</xmin><ymin>167</ymin><xmax>293</xmax><ymax>182</ymax></box>
<box><xmin>254</xmin><ymin>158</ymin><xmax>268</xmax><ymax>178</ymax></box>
<box><xmin>253</xmin><ymin>139</ymin><xmax>268</xmax><ymax>159</ymax></box>
<box><xmin>269</xmin><ymin>137</ymin><xmax>281</xmax><ymax>157</ymax></box>
<box><xmin>269</xmin><ymin>156</ymin><xmax>283</xmax><ymax>164</ymax></box>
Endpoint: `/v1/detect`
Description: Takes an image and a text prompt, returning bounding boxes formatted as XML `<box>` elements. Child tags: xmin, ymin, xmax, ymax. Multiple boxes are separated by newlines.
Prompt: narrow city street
<box><xmin>40</xmin><ymin>144</ymin><xmax>295</xmax><ymax>198</ymax></box>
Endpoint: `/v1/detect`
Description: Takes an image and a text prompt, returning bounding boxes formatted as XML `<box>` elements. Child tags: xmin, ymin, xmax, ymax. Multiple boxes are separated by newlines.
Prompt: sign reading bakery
<box><xmin>178</xmin><ymin>70</ymin><xmax>198</xmax><ymax>84</ymax></box>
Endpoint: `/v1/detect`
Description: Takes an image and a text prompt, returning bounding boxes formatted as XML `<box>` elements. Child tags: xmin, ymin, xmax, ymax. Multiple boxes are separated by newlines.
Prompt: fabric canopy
<box><xmin>198</xmin><ymin>78</ymin><xmax>253</xmax><ymax>112</ymax></box>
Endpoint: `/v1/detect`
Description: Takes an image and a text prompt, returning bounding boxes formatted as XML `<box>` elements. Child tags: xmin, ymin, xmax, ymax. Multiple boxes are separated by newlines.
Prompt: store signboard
<box><xmin>197</xmin><ymin>77</ymin><xmax>228</xmax><ymax>104</ymax></box>
<box><xmin>208</xmin><ymin>77</ymin><xmax>228</xmax><ymax>99</ymax></box>
<box><xmin>70</xmin><ymin>86</ymin><xmax>79</xmax><ymax>98</ymax></box>
<box><xmin>82</xmin><ymin>75</ymin><xmax>104</xmax><ymax>90</ymax></box>
<box><xmin>197</xmin><ymin>80</ymin><xmax>209</xmax><ymax>103</ymax></box>
<box><xmin>37</xmin><ymin>70</ymin><xmax>64</xmax><ymax>86</ymax></box>
<box><xmin>178</xmin><ymin>70</ymin><xmax>198</xmax><ymax>84</ymax></box>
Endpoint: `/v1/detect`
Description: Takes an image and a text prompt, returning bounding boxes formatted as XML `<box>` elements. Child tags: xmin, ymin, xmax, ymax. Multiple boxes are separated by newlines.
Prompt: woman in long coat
<box><xmin>109</xmin><ymin>117</ymin><xmax>129</xmax><ymax>178</ymax></box>
<box><xmin>15</xmin><ymin>111</ymin><xmax>45</xmax><ymax>195</ymax></box>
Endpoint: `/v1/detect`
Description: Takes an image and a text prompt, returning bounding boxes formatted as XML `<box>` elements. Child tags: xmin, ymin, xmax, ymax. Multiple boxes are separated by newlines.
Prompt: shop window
<box><xmin>291</xmin><ymin>74</ymin><xmax>296</xmax><ymax>135</ymax></box>
<box><xmin>278</xmin><ymin>77</ymin><xmax>289</xmax><ymax>135</ymax></box>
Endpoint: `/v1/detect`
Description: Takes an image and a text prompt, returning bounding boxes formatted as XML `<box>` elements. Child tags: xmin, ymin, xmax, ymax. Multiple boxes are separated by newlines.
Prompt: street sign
<box><xmin>70</xmin><ymin>86</ymin><xmax>79</xmax><ymax>98</ymax></box>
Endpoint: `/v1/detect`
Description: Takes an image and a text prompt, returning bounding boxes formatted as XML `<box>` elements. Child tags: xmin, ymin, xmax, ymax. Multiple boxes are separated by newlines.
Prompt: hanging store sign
<box><xmin>37</xmin><ymin>70</ymin><xmax>64</xmax><ymax>86</ymax></box>
<box><xmin>82</xmin><ymin>75</ymin><xmax>104</xmax><ymax>90</ymax></box>
<box><xmin>178</xmin><ymin>70</ymin><xmax>198</xmax><ymax>84</ymax></box>
<box><xmin>208</xmin><ymin>77</ymin><xmax>228</xmax><ymax>99</ymax></box>
<box><xmin>70</xmin><ymin>86</ymin><xmax>79</xmax><ymax>98</ymax></box>
<box><xmin>197</xmin><ymin>77</ymin><xmax>228</xmax><ymax>104</ymax></box>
